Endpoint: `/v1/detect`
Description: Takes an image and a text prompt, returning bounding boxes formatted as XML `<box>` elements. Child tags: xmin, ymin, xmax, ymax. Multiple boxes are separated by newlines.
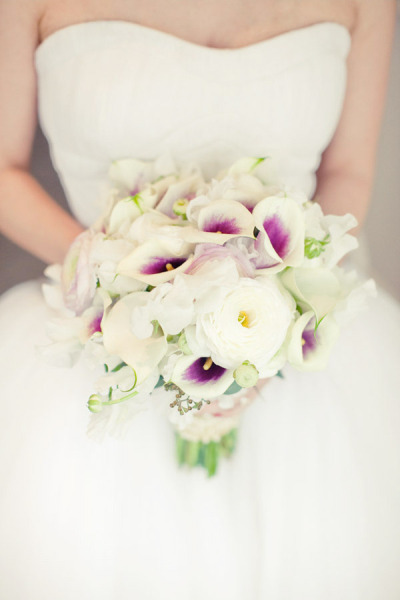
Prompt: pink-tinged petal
<box><xmin>62</xmin><ymin>231</ymin><xmax>97</xmax><ymax>315</ymax></box>
<box><xmin>155</xmin><ymin>175</ymin><xmax>205</xmax><ymax>218</ymax></box>
<box><xmin>171</xmin><ymin>355</ymin><xmax>235</xmax><ymax>399</ymax></box>
<box><xmin>117</xmin><ymin>240</ymin><xmax>194</xmax><ymax>285</ymax></box>
<box><xmin>185</xmin><ymin>243</ymin><xmax>254</xmax><ymax>278</ymax></box>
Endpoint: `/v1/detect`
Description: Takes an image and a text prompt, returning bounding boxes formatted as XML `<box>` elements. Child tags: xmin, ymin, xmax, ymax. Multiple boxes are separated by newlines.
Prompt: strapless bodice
<box><xmin>35</xmin><ymin>21</ymin><xmax>351</xmax><ymax>226</ymax></box>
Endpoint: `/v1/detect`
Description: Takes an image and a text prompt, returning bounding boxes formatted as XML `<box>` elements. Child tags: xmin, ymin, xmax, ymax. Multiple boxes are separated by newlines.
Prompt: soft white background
<box><xmin>0</xmin><ymin>18</ymin><xmax>399</xmax><ymax>298</ymax></box>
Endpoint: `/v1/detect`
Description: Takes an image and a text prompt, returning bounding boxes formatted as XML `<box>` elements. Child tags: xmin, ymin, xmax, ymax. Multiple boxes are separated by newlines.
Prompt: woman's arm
<box><xmin>314</xmin><ymin>0</ymin><xmax>397</xmax><ymax>231</ymax></box>
<box><xmin>0</xmin><ymin>0</ymin><xmax>83</xmax><ymax>264</ymax></box>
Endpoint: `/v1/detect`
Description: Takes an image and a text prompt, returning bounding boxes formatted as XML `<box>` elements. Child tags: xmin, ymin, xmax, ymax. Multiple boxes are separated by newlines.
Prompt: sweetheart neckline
<box><xmin>35</xmin><ymin>19</ymin><xmax>351</xmax><ymax>59</ymax></box>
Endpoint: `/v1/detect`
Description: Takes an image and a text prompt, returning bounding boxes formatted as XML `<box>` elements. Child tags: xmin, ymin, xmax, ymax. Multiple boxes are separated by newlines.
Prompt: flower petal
<box><xmin>171</xmin><ymin>355</ymin><xmax>234</xmax><ymax>399</ymax></box>
<box><xmin>102</xmin><ymin>292</ymin><xmax>168</xmax><ymax>385</ymax></box>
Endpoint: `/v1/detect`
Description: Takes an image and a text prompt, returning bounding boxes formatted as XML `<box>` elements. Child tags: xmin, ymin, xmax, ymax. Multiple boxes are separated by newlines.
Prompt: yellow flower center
<box><xmin>165</xmin><ymin>263</ymin><xmax>174</xmax><ymax>271</ymax></box>
<box><xmin>203</xmin><ymin>357</ymin><xmax>213</xmax><ymax>371</ymax></box>
<box><xmin>238</xmin><ymin>310</ymin><xmax>250</xmax><ymax>328</ymax></box>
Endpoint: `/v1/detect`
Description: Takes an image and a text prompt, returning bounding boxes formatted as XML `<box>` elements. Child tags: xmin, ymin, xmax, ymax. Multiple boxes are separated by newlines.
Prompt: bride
<box><xmin>0</xmin><ymin>1</ymin><xmax>399</xmax><ymax>598</ymax></box>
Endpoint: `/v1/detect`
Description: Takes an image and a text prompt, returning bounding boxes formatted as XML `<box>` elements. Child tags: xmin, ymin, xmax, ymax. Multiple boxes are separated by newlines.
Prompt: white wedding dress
<box><xmin>0</xmin><ymin>21</ymin><xmax>399</xmax><ymax>600</ymax></box>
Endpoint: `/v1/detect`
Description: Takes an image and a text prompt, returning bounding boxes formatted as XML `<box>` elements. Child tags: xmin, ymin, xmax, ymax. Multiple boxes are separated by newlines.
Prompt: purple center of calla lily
<box><xmin>302</xmin><ymin>328</ymin><xmax>317</xmax><ymax>358</ymax></box>
<box><xmin>141</xmin><ymin>257</ymin><xmax>186</xmax><ymax>275</ymax></box>
<box><xmin>183</xmin><ymin>358</ymin><xmax>226</xmax><ymax>384</ymax></box>
<box><xmin>88</xmin><ymin>313</ymin><xmax>103</xmax><ymax>336</ymax></box>
<box><xmin>202</xmin><ymin>216</ymin><xmax>241</xmax><ymax>234</ymax></box>
<box><xmin>263</xmin><ymin>215</ymin><xmax>290</xmax><ymax>258</ymax></box>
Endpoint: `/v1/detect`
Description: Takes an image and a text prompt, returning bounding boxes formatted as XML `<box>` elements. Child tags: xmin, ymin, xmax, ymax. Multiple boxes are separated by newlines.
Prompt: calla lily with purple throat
<box><xmin>182</xmin><ymin>199</ymin><xmax>255</xmax><ymax>245</ymax></box>
<box><xmin>170</xmin><ymin>355</ymin><xmax>235</xmax><ymax>399</ymax></box>
<box><xmin>252</xmin><ymin>196</ymin><xmax>305</xmax><ymax>273</ymax></box>
<box><xmin>287</xmin><ymin>311</ymin><xmax>339</xmax><ymax>371</ymax></box>
<box><xmin>117</xmin><ymin>239</ymin><xmax>194</xmax><ymax>285</ymax></box>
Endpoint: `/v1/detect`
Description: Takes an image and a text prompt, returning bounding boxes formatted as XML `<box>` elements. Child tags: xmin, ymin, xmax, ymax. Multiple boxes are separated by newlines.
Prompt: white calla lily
<box><xmin>155</xmin><ymin>174</ymin><xmax>205</xmax><ymax>218</ymax></box>
<box><xmin>252</xmin><ymin>195</ymin><xmax>305</xmax><ymax>273</ymax></box>
<box><xmin>117</xmin><ymin>239</ymin><xmax>194</xmax><ymax>285</ymax></box>
<box><xmin>128</xmin><ymin>211</ymin><xmax>189</xmax><ymax>248</ymax></box>
<box><xmin>280</xmin><ymin>267</ymin><xmax>342</xmax><ymax>324</ymax></box>
<box><xmin>287</xmin><ymin>311</ymin><xmax>339</xmax><ymax>371</ymax></box>
<box><xmin>171</xmin><ymin>355</ymin><xmax>235</xmax><ymax>399</ymax></box>
<box><xmin>102</xmin><ymin>292</ymin><xmax>168</xmax><ymax>385</ymax></box>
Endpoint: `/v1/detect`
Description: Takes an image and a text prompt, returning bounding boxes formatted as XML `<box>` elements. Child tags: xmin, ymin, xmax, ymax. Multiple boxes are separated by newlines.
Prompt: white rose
<box><xmin>195</xmin><ymin>277</ymin><xmax>295</xmax><ymax>375</ymax></box>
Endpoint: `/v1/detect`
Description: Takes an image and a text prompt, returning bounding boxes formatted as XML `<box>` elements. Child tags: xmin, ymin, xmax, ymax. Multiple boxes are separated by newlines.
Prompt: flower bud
<box><xmin>233</xmin><ymin>362</ymin><xmax>259</xmax><ymax>388</ymax></box>
<box><xmin>178</xmin><ymin>332</ymin><xmax>192</xmax><ymax>355</ymax></box>
<box><xmin>87</xmin><ymin>394</ymin><xmax>103</xmax><ymax>413</ymax></box>
<box><xmin>172</xmin><ymin>198</ymin><xmax>189</xmax><ymax>218</ymax></box>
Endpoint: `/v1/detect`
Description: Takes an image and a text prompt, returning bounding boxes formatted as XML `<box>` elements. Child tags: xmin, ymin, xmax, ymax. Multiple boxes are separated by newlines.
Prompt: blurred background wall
<box><xmin>1</xmin><ymin>17</ymin><xmax>399</xmax><ymax>299</ymax></box>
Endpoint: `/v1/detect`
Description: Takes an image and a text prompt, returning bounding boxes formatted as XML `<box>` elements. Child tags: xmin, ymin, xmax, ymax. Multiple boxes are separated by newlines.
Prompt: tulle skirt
<box><xmin>0</xmin><ymin>278</ymin><xmax>399</xmax><ymax>600</ymax></box>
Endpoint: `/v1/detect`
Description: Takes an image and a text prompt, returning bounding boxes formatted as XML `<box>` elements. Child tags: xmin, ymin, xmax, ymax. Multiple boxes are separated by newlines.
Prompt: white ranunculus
<box><xmin>195</xmin><ymin>277</ymin><xmax>295</xmax><ymax>372</ymax></box>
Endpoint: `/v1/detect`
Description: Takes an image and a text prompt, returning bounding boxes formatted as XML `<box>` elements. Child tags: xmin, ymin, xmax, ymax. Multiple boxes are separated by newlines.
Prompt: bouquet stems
<box><xmin>175</xmin><ymin>429</ymin><xmax>238</xmax><ymax>477</ymax></box>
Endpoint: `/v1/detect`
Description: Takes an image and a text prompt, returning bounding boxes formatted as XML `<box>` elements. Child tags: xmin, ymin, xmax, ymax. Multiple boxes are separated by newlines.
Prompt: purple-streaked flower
<box><xmin>182</xmin><ymin>199</ymin><xmax>255</xmax><ymax>245</ymax></box>
<box><xmin>287</xmin><ymin>311</ymin><xmax>339</xmax><ymax>371</ymax></box>
<box><xmin>117</xmin><ymin>239</ymin><xmax>194</xmax><ymax>285</ymax></box>
<box><xmin>252</xmin><ymin>196</ymin><xmax>305</xmax><ymax>273</ymax></box>
<box><xmin>170</xmin><ymin>355</ymin><xmax>235</xmax><ymax>399</ymax></box>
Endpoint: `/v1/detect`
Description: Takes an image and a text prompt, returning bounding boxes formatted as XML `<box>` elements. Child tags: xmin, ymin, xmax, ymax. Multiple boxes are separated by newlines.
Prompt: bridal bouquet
<box><xmin>42</xmin><ymin>156</ymin><xmax>372</xmax><ymax>475</ymax></box>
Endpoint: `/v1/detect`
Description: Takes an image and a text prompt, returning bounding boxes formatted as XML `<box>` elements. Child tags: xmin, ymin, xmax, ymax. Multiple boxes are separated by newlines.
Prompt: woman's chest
<box><xmin>38</xmin><ymin>0</ymin><xmax>357</xmax><ymax>49</ymax></box>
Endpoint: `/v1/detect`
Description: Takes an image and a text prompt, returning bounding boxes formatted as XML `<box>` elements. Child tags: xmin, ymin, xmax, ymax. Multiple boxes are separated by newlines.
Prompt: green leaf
<box><xmin>155</xmin><ymin>375</ymin><xmax>165</xmax><ymax>388</ymax></box>
<box><xmin>224</xmin><ymin>381</ymin><xmax>242</xmax><ymax>395</ymax></box>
